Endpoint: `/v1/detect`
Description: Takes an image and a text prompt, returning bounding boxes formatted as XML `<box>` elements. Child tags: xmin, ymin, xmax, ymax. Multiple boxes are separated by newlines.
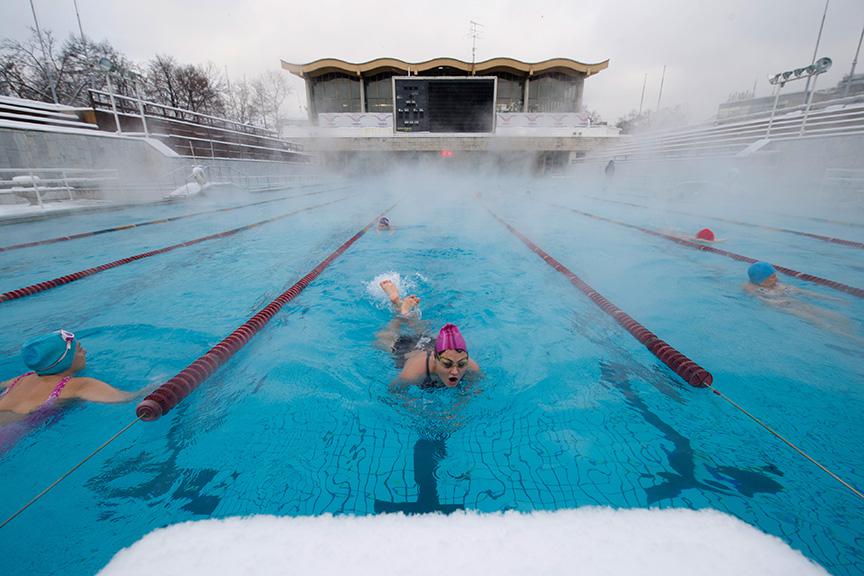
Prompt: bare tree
<box><xmin>226</xmin><ymin>77</ymin><xmax>260</xmax><ymax>125</ymax></box>
<box><xmin>144</xmin><ymin>55</ymin><xmax>180</xmax><ymax>108</ymax></box>
<box><xmin>175</xmin><ymin>62</ymin><xmax>225</xmax><ymax>116</ymax></box>
<box><xmin>583</xmin><ymin>108</ymin><xmax>604</xmax><ymax>125</ymax></box>
<box><xmin>0</xmin><ymin>27</ymin><xmax>61</xmax><ymax>102</ymax></box>
<box><xmin>1</xmin><ymin>28</ymin><xmax>134</xmax><ymax>105</ymax></box>
<box><xmin>144</xmin><ymin>55</ymin><xmax>225</xmax><ymax>115</ymax></box>
<box><xmin>251</xmin><ymin>71</ymin><xmax>291</xmax><ymax>134</ymax></box>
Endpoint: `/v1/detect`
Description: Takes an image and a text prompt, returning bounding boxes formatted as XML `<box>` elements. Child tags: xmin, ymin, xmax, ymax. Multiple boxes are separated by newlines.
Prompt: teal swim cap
<box><xmin>21</xmin><ymin>330</ymin><xmax>77</xmax><ymax>375</ymax></box>
<box><xmin>748</xmin><ymin>262</ymin><xmax>776</xmax><ymax>285</ymax></box>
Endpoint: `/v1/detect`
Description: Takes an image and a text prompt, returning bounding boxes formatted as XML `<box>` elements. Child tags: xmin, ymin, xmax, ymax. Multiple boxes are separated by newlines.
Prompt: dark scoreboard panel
<box><xmin>393</xmin><ymin>77</ymin><xmax>495</xmax><ymax>133</ymax></box>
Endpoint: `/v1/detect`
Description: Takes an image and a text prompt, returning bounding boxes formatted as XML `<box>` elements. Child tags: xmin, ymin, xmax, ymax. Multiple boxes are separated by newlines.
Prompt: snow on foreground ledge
<box><xmin>99</xmin><ymin>508</ymin><xmax>827</xmax><ymax>576</ymax></box>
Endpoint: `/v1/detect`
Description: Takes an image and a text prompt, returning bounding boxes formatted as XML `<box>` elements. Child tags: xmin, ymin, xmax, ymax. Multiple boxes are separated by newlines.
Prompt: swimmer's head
<box><xmin>377</xmin><ymin>217</ymin><xmax>390</xmax><ymax>230</ymax></box>
<box><xmin>434</xmin><ymin>324</ymin><xmax>469</xmax><ymax>387</ymax></box>
<box><xmin>696</xmin><ymin>228</ymin><xmax>715</xmax><ymax>241</ymax></box>
<box><xmin>22</xmin><ymin>329</ymin><xmax>79</xmax><ymax>375</ymax></box>
<box><xmin>748</xmin><ymin>262</ymin><xmax>777</xmax><ymax>287</ymax></box>
<box><xmin>435</xmin><ymin>323</ymin><xmax>467</xmax><ymax>354</ymax></box>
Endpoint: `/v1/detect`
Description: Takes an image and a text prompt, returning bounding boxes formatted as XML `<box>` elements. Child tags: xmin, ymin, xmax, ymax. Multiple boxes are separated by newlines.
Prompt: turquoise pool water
<box><xmin>0</xmin><ymin>177</ymin><xmax>862</xmax><ymax>574</ymax></box>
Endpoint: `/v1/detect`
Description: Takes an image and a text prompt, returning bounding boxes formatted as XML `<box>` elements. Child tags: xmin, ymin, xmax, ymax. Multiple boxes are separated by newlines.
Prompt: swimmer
<box><xmin>375</xmin><ymin>280</ymin><xmax>481</xmax><ymax>389</ymax></box>
<box><xmin>744</xmin><ymin>262</ymin><xmax>860</xmax><ymax>340</ymax></box>
<box><xmin>695</xmin><ymin>228</ymin><xmax>720</xmax><ymax>242</ymax></box>
<box><xmin>663</xmin><ymin>227</ymin><xmax>724</xmax><ymax>243</ymax></box>
<box><xmin>377</xmin><ymin>217</ymin><xmax>392</xmax><ymax>232</ymax></box>
<box><xmin>1</xmin><ymin>330</ymin><xmax>140</xmax><ymax>421</ymax></box>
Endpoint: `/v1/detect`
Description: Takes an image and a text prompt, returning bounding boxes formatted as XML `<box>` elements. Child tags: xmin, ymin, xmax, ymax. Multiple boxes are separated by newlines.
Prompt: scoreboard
<box><xmin>393</xmin><ymin>77</ymin><xmax>496</xmax><ymax>133</ymax></box>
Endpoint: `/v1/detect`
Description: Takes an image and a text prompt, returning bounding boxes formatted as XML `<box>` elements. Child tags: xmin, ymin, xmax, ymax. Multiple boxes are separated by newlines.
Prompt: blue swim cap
<box><xmin>748</xmin><ymin>262</ymin><xmax>776</xmax><ymax>285</ymax></box>
<box><xmin>21</xmin><ymin>330</ymin><xmax>77</xmax><ymax>375</ymax></box>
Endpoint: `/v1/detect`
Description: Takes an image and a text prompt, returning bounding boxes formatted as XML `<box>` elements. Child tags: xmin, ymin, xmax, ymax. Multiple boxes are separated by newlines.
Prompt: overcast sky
<box><xmin>2</xmin><ymin>0</ymin><xmax>863</xmax><ymax>122</ymax></box>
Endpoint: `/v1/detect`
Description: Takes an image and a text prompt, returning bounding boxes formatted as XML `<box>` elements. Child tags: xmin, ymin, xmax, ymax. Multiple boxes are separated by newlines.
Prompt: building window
<box><xmin>495</xmin><ymin>72</ymin><xmax>524</xmax><ymax>112</ymax></box>
<box><xmin>528</xmin><ymin>72</ymin><xmax>583</xmax><ymax>113</ymax></box>
<box><xmin>364</xmin><ymin>73</ymin><xmax>394</xmax><ymax>114</ymax></box>
<box><xmin>311</xmin><ymin>73</ymin><xmax>361</xmax><ymax>114</ymax></box>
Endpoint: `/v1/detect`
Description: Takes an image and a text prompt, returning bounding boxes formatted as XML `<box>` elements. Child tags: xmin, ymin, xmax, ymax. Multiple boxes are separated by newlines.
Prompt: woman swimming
<box><xmin>1</xmin><ymin>329</ymin><xmax>138</xmax><ymax>421</ymax></box>
<box><xmin>376</xmin><ymin>280</ymin><xmax>481</xmax><ymax>390</ymax></box>
<box><xmin>744</xmin><ymin>262</ymin><xmax>860</xmax><ymax>341</ymax></box>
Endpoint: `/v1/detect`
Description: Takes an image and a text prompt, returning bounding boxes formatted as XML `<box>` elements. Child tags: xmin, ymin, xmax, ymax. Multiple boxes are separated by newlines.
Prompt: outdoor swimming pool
<box><xmin>0</xmin><ymin>176</ymin><xmax>862</xmax><ymax>575</ymax></box>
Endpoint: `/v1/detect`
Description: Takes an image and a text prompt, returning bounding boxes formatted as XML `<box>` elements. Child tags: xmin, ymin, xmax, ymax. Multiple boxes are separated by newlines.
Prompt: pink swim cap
<box><xmin>696</xmin><ymin>228</ymin><xmax>715</xmax><ymax>241</ymax></box>
<box><xmin>435</xmin><ymin>323</ymin><xmax>467</xmax><ymax>354</ymax></box>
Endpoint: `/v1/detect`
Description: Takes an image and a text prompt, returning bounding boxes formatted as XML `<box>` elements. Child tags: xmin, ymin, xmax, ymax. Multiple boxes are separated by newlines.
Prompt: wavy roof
<box><xmin>281</xmin><ymin>57</ymin><xmax>609</xmax><ymax>78</ymax></box>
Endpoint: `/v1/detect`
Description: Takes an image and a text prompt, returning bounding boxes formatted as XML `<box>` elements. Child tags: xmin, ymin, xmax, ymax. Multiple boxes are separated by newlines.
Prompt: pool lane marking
<box><xmin>0</xmin><ymin>196</ymin><xmax>349</xmax><ymax>304</ymax></box>
<box><xmin>486</xmin><ymin>207</ymin><xmax>713</xmax><ymax>389</ymax></box>
<box><xmin>135</xmin><ymin>206</ymin><xmax>397</xmax><ymax>422</ymax></box>
<box><xmin>490</xmin><ymin>207</ymin><xmax>864</xmax><ymax>503</ymax></box>
<box><xmin>707</xmin><ymin>387</ymin><xmax>864</xmax><ymax>500</ymax></box>
<box><xmin>0</xmin><ymin>204</ymin><xmax>396</xmax><ymax>529</ymax></box>
<box><xmin>0</xmin><ymin>416</ymin><xmax>143</xmax><ymax>530</ymax></box>
<box><xmin>0</xmin><ymin>185</ymin><xmax>349</xmax><ymax>252</ymax></box>
<box><xmin>577</xmin><ymin>193</ymin><xmax>864</xmax><ymax>249</ymax></box>
<box><xmin>552</xmin><ymin>203</ymin><xmax>864</xmax><ymax>299</ymax></box>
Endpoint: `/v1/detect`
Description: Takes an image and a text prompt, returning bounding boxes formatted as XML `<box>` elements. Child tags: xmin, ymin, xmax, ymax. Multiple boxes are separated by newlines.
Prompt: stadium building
<box><xmin>281</xmin><ymin>57</ymin><xmax>618</xmax><ymax>169</ymax></box>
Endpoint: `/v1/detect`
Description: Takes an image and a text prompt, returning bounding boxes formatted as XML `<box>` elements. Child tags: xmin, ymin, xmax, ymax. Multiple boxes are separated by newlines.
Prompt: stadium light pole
<box><xmin>844</xmin><ymin>21</ymin><xmax>864</xmax><ymax>98</ymax></box>
<box><xmin>656</xmin><ymin>65</ymin><xmax>666</xmax><ymax>110</ymax></box>
<box><xmin>98</xmin><ymin>57</ymin><xmax>122</xmax><ymax>133</ymax></box>
<box><xmin>638</xmin><ymin>73</ymin><xmax>647</xmax><ymax>115</ymax></box>
<box><xmin>29</xmin><ymin>0</ymin><xmax>58</xmax><ymax>103</ymax></box>
<box><xmin>804</xmin><ymin>0</ymin><xmax>830</xmax><ymax>98</ymax></box>
<box><xmin>766</xmin><ymin>57</ymin><xmax>832</xmax><ymax>136</ymax></box>
<box><xmin>127</xmin><ymin>71</ymin><xmax>149</xmax><ymax>137</ymax></box>
<box><xmin>72</xmin><ymin>0</ymin><xmax>86</xmax><ymax>39</ymax></box>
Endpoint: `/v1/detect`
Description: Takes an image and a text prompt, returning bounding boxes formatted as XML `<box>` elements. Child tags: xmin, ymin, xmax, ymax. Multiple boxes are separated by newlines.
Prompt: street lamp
<box><xmin>98</xmin><ymin>57</ymin><xmax>122</xmax><ymax>134</ymax></box>
<box><xmin>765</xmin><ymin>57</ymin><xmax>832</xmax><ymax>137</ymax></box>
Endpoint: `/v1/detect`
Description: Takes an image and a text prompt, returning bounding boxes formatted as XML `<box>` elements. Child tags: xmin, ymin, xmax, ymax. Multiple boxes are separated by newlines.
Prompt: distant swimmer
<box><xmin>744</xmin><ymin>262</ymin><xmax>860</xmax><ymax>341</ymax></box>
<box><xmin>377</xmin><ymin>217</ymin><xmax>392</xmax><ymax>233</ymax></box>
<box><xmin>0</xmin><ymin>330</ymin><xmax>140</xmax><ymax>422</ymax></box>
<box><xmin>605</xmin><ymin>159</ymin><xmax>616</xmax><ymax>179</ymax></box>
<box><xmin>695</xmin><ymin>228</ymin><xmax>717</xmax><ymax>242</ymax></box>
<box><xmin>663</xmin><ymin>227</ymin><xmax>723</xmax><ymax>243</ymax></box>
<box><xmin>376</xmin><ymin>279</ymin><xmax>481</xmax><ymax>390</ymax></box>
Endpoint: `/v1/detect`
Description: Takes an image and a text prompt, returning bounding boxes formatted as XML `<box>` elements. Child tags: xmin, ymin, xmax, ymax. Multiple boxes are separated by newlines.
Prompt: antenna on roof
<box><xmin>468</xmin><ymin>20</ymin><xmax>484</xmax><ymax>66</ymax></box>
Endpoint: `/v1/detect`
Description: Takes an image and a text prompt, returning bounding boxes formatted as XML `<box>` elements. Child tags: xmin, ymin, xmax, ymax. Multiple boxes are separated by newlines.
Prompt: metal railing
<box><xmin>584</xmin><ymin>95</ymin><xmax>864</xmax><ymax>163</ymax></box>
<box><xmin>0</xmin><ymin>168</ymin><xmax>118</xmax><ymax>208</ymax></box>
<box><xmin>88</xmin><ymin>90</ymin><xmax>306</xmax><ymax>161</ymax></box>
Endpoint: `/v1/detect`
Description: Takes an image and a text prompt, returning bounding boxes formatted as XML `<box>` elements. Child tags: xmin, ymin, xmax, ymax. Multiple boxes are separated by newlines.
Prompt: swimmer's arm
<box><xmin>792</xmin><ymin>286</ymin><xmax>846</xmax><ymax>302</ymax></box>
<box><xmin>69</xmin><ymin>378</ymin><xmax>139</xmax><ymax>403</ymax></box>
<box><xmin>467</xmin><ymin>359</ymin><xmax>483</xmax><ymax>380</ymax></box>
<box><xmin>389</xmin><ymin>356</ymin><xmax>426</xmax><ymax>391</ymax></box>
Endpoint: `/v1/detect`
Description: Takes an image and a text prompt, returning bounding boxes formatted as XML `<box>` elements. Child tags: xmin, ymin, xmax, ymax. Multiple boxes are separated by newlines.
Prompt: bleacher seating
<box><xmin>585</xmin><ymin>95</ymin><xmax>864</xmax><ymax>163</ymax></box>
<box><xmin>0</xmin><ymin>95</ymin><xmax>99</xmax><ymax>131</ymax></box>
<box><xmin>88</xmin><ymin>90</ymin><xmax>306</xmax><ymax>162</ymax></box>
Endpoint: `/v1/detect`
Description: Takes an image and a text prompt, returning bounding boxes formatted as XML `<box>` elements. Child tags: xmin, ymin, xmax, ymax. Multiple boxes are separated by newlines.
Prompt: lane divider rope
<box><xmin>0</xmin><ymin>185</ymin><xmax>348</xmax><ymax>252</ymax></box>
<box><xmin>553</xmin><ymin>203</ymin><xmax>864</xmax><ymax>299</ymax></box>
<box><xmin>487</xmin><ymin>206</ymin><xmax>713</xmax><ymax>388</ymax></box>
<box><xmin>0</xmin><ymin>204</ymin><xmax>393</xmax><ymax>528</ymax></box>
<box><xmin>0</xmin><ymin>186</ymin><xmax>345</xmax><ymax>252</ymax></box>
<box><xmin>578</xmin><ymin>193</ymin><xmax>864</xmax><ymax>249</ymax></box>
<box><xmin>135</xmin><ymin>206</ymin><xmax>395</xmax><ymax>421</ymax></box>
<box><xmin>491</xmin><ymin>205</ymin><xmax>863</xmax><ymax>502</ymax></box>
<box><xmin>0</xmin><ymin>197</ymin><xmax>348</xmax><ymax>304</ymax></box>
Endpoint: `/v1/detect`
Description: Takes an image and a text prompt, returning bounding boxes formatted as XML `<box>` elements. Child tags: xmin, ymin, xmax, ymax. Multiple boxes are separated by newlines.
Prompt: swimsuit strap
<box><xmin>47</xmin><ymin>375</ymin><xmax>73</xmax><ymax>401</ymax></box>
<box><xmin>422</xmin><ymin>350</ymin><xmax>435</xmax><ymax>388</ymax></box>
<box><xmin>0</xmin><ymin>371</ymin><xmax>35</xmax><ymax>398</ymax></box>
